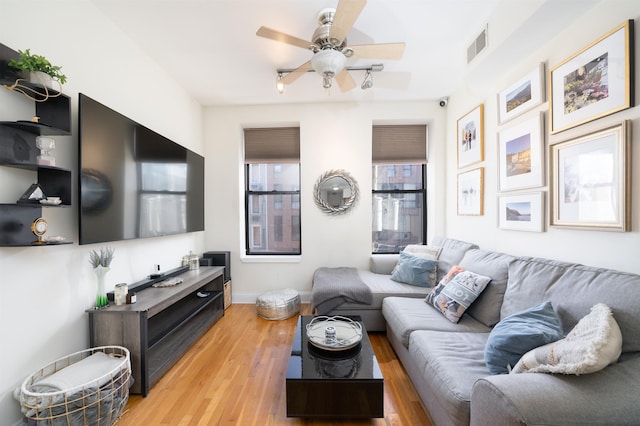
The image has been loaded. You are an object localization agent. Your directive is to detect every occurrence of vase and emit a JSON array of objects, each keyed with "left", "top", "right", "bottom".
[
  {"left": 93, "top": 266, "right": 110, "bottom": 308},
  {"left": 29, "top": 71, "right": 58, "bottom": 90}
]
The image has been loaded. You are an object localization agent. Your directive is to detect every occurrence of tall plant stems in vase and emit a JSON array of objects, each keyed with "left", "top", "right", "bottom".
[{"left": 89, "top": 247, "right": 115, "bottom": 308}]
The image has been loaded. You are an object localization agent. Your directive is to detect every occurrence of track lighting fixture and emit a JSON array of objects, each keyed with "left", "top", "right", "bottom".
[{"left": 275, "top": 63, "right": 384, "bottom": 93}]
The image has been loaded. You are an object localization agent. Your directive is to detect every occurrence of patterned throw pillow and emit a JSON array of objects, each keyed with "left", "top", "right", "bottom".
[
  {"left": 390, "top": 251, "right": 438, "bottom": 287},
  {"left": 425, "top": 265, "right": 492, "bottom": 323}
]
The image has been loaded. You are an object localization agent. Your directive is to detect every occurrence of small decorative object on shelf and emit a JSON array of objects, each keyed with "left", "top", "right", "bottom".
[
  {"left": 18, "top": 183, "right": 45, "bottom": 204},
  {"left": 114, "top": 283, "right": 128, "bottom": 306},
  {"left": 30, "top": 217, "right": 48, "bottom": 244},
  {"left": 36, "top": 136, "right": 55, "bottom": 166},
  {"left": 89, "top": 246, "right": 115, "bottom": 308}
]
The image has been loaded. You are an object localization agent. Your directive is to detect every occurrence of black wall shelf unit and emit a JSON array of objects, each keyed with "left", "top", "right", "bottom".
[{"left": 0, "top": 41, "right": 73, "bottom": 246}]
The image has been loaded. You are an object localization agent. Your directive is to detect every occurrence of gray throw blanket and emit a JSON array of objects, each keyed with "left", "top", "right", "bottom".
[{"left": 311, "top": 267, "right": 373, "bottom": 315}]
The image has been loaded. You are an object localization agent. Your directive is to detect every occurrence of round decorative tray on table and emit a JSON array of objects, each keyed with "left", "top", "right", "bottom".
[{"left": 305, "top": 316, "right": 363, "bottom": 351}]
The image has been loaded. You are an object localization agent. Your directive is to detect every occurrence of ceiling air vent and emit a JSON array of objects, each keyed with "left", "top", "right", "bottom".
[{"left": 467, "top": 25, "right": 487, "bottom": 64}]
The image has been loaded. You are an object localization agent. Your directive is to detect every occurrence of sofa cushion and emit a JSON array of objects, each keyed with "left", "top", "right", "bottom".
[
  {"left": 512, "top": 303, "right": 622, "bottom": 375},
  {"left": 425, "top": 266, "right": 491, "bottom": 323},
  {"left": 369, "top": 254, "right": 400, "bottom": 275},
  {"left": 391, "top": 251, "right": 438, "bottom": 287},
  {"left": 502, "top": 257, "right": 640, "bottom": 354},
  {"left": 485, "top": 301, "right": 564, "bottom": 375},
  {"left": 333, "top": 270, "right": 430, "bottom": 311},
  {"left": 459, "top": 249, "right": 516, "bottom": 327},
  {"left": 409, "top": 330, "right": 491, "bottom": 425},
  {"left": 382, "top": 297, "right": 490, "bottom": 347},
  {"left": 436, "top": 238, "right": 479, "bottom": 281}
]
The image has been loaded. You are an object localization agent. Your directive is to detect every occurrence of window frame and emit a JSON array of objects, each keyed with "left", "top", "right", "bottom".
[
  {"left": 372, "top": 163, "right": 427, "bottom": 254},
  {"left": 244, "top": 163, "right": 301, "bottom": 256}
]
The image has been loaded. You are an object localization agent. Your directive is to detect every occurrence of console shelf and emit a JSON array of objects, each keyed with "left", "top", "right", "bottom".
[{"left": 87, "top": 266, "right": 225, "bottom": 395}]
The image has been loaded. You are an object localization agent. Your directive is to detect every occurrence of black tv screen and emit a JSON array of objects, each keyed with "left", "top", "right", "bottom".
[{"left": 78, "top": 93, "right": 204, "bottom": 245}]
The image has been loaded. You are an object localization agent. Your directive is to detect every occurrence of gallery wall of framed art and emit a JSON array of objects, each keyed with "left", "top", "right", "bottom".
[{"left": 487, "top": 19, "right": 634, "bottom": 233}]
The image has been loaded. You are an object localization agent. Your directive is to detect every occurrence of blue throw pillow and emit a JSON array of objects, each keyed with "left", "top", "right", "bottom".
[
  {"left": 390, "top": 251, "right": 438, "bottom": 287},
  {"left": 485, "top": 301, "right": 564, "bottom": 375}
]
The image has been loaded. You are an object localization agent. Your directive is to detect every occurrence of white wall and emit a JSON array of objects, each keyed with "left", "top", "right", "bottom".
[
  {"left": 445, "top": 0, "right": 640, "bottom": 273},
  {"left": 204, "top": 102, "right": 446, "bottom": 301},
  {"left": 0, "top": 1, "right": 204, "bottom": 422}
]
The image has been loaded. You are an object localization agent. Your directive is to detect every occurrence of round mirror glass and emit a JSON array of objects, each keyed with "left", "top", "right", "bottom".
[{"left": 313, "top": 170, "right": 359, "bottom": 215}]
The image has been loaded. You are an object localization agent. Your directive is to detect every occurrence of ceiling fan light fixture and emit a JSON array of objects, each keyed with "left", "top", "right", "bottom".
[{"left": 311, "top": 49, "right": 346, "bottom": 89}]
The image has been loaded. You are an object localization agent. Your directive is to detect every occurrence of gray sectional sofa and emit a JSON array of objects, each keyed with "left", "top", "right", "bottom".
[
  {"left": 385, "top": 239, "right": 640, "bottom": 425},
  {"left": 321, "top": 237, "right": 640, "bottom": 425}
]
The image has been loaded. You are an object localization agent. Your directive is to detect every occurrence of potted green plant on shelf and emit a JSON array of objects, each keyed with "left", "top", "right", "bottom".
[{"left": 8, "top": 48, "right": 67, "bottom": 88}]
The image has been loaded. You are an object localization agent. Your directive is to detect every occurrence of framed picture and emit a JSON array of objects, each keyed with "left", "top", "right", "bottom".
[
  {"left": 457, "top": 167, "right": 484, "bottom": 216},
  {"left": 498, "top": 192, "right": 545, "bottom": 232},
  {"left": 550, "top": 20, "right": 634, "bottom": 134},
  {"left": 550, "top": 121, "right": 630, "bottom": 231},
  {"left": 498, "top": 63, "right": 545, "bottom": 124},
  {"left": 457, "top": 104, "right": 484, "bottom": 168},
  {"left": 498, "top": 112, "right": 545, "bottom": 192}
]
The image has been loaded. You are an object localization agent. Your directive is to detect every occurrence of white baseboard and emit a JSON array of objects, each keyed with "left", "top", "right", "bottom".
[{"left": 231, "top": 291, "right": 311, "bottom": 304}]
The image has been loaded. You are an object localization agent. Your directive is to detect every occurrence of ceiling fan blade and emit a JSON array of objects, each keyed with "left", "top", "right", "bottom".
[
  {"left": 281, "top": 61, "right": 313, "bottom": 85},
  {"left": 328, "top": 0, "right": 367, "bottom": 46},
  {"left": 350, "top": 43, "right": 406, "bottom": 60},
  {"left": 336, "top": 69, "right": 356, "bottom": 92},
  {"left": 256, "top": 26, "right": 312, "bottom": 50}
]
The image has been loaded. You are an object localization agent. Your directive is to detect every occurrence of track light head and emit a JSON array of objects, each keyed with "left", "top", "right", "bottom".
[
  {"left": 276, "top": 72, "right": 285, "bottom": 94},
  {"left": 361, "top": 69, "right": 373, "bottom": 90}
]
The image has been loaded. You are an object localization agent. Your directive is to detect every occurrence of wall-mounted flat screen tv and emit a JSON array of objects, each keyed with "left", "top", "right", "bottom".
[{"left": 78, "top": 93, "right": 204, "bottom": 245}]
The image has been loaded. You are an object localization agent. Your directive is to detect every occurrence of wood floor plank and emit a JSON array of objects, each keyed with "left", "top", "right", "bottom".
[{"left": 118, "top": 304, "right": 433, "bottom": 425}]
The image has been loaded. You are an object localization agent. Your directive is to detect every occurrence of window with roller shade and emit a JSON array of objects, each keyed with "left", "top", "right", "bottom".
[
  {"left": 372, "top": 125, "right": 427, "bottom": 253},
  {"left": 244, "top": 127, "right": 301, "bottom": 255}
]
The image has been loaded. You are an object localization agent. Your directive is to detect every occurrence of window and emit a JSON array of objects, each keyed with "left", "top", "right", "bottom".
[
  {"left": 372, "top": 125, "right": 427, "bottom": 254},
  {"left": 244, "top": 127, "right": 301, "bottom": 255}
]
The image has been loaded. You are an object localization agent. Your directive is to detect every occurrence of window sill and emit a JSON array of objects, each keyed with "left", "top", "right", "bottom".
[{"left": 240, "top": 254, "right": 301, "bottom": 263}]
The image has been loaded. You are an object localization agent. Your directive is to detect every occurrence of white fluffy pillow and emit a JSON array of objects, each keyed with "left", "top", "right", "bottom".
[
  {"left": 403, "top": 244, "right": 442, "bottom": 259},
  {"left": 511, "top": 303, "right": 622, "bottom": 375}
]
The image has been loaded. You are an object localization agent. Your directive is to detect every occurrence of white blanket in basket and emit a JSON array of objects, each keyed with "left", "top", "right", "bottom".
[{"left": 31, "top": 352, "right": 124, "bottom": 393}]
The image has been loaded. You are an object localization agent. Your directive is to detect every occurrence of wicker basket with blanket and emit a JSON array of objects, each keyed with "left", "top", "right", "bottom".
[{"left": 15, "top": 345, "right": 132, "bottom": 426}]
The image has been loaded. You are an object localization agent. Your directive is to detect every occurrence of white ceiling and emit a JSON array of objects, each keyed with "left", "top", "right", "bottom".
[
  {"left": 88, "top": 0, "right": 598, "bottom": 107},
  {"left": 88, "top": 0, "right": 507, "bottom": 106}
]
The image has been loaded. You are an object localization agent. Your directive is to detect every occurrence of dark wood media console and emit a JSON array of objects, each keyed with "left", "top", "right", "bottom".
[{"left": 87, "top": 266, "right": 225, "bottom": 395}]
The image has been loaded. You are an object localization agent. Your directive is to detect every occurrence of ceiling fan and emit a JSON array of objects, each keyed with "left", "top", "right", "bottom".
[{"left": 256, "top": 0, "right": 405, "bottom": 92}]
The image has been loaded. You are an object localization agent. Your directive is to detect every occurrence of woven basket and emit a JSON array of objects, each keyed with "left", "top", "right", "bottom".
[{"left": 16, "top": 346, "right": 131, "bottom": 426}]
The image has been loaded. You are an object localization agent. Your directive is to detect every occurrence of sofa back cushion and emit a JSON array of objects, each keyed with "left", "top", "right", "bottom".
[
  {"left": 460, "top": 249, "right": 516, "bottom": 327},
  {"left": 370, "top": 254, "right": 400, "bottom": 275},
  {"left": 437, "top": 238, "right": 479, "bottom": 281},
  {"left": 502, "top": 256, "right": 640, "bottom": 354}
]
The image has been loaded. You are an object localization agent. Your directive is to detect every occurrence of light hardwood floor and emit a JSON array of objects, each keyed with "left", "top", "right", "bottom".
[{"left": 118, "top": 304, "right": 432, "bottom": 425}]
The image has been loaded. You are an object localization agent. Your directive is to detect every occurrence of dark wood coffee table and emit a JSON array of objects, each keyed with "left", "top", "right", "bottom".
[{"left": 286, "top": 315, "right": 384, "bottom": 418}]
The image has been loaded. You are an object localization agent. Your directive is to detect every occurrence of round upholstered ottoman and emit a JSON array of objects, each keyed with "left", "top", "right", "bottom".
[{"left": 256, "top": 288, "right": 301, "bottom": 320}]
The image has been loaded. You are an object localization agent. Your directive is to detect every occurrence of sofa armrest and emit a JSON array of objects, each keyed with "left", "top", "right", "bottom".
[
  {"left": 369, "top": 254, "right": 399, "bottom": 275},
  {"left": 470, "top": 357, "right": 640, "bottom": 426}
]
